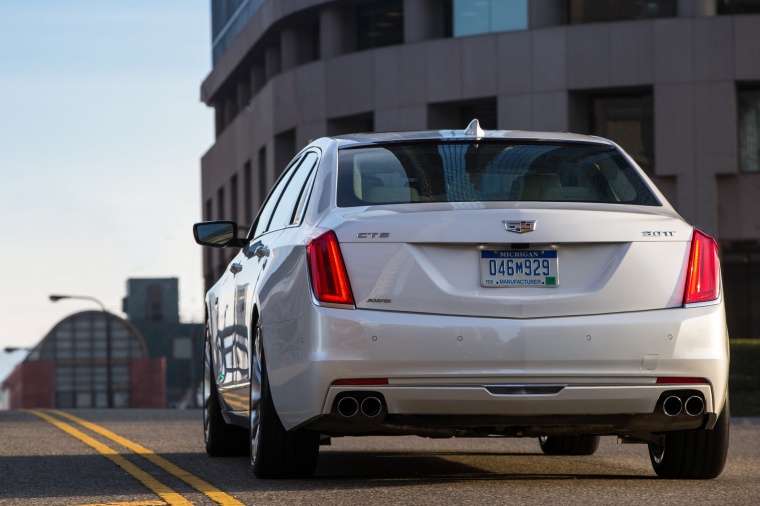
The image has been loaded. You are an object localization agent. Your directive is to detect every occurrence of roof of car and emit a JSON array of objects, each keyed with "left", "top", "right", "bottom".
[{"left": 331, "top": 122, "right": 615, "bottom": 148}]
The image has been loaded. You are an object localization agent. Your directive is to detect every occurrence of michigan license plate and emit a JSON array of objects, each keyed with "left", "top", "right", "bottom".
[{"left": 480, "top": 250, "right": 559, "bottom": 287}]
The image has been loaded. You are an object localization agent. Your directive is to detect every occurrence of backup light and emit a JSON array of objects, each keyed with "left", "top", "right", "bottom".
[
  {"left": 307, "top": 229, "right": 355, "bottom": 306},
  {"left": 683, "top": 228, "right": 721, "bottom": 305}
]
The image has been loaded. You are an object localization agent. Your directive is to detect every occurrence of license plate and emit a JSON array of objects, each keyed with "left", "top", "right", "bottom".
[{"left": 480, "top": 250, "right": 559, "bottom": 287}]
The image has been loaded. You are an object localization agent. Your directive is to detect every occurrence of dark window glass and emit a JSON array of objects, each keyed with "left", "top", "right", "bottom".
[
  {"left": 570, "top": 0, "right": 676, "bottom": 23},
  {"left": 258, "top": 146, "right": 268, "bottom": 208},
  {"left": 268, "top": 152, "right": 319, "bottom": 231},
  {"left": 739, "top": 88, "right": 760, "bottom": 173},
  {"left": 230, "top": 174, "right": 239, "bottom": 223},
  {"left": 244, "top": 161, "right": 252, "bottom": 224},
  {"left": 216, "top": 187, "right": 225, "bottom": 220},
  {"left": 357, "top": 0, "right": 404, "bottom": 50},
  {"left": 718, "top": 0, "right": 760, "bottom": 15},
  {"left": 212, "top": 0, "right": 266, "bottom": 64},
  {"left": 337, "top": 142, "right": 660, "bottom": 207},
  {"left": 590, "top": 93, "right": 654, "bottom": 175},
  {"left": 251, "top": 154, "right": 302, "bottom": 238},
  {"left": 428, "top": 99, "right": 497, "bottom": 130},
  {"left": 453, "top": 0, "right": 528, "bottom": 37},
  {"left": 147, "top": 284, "right": 164, "bottom": 322}
]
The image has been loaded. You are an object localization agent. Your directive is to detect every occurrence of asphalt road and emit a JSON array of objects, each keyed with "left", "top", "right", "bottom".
[{"left": 1, "top": 409, "right": 759, "bottom": 505}]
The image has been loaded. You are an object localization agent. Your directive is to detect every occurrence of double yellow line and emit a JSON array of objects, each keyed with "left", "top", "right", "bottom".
[{"left": 27, "top": 409, "right": 245, "bottom": 506}]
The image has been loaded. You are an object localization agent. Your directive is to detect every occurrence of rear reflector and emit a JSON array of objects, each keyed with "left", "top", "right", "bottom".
[
  {"left": 684, "top": 228, "right": 721, "bottom": 305},
  {"left": 656, "top": 377, "right": 709, "bottom": 385},
  {"left": 307, "top": 229, "right": 355, "bottom": 306},
  {"left": 332, "top": 378, "right": 389, "bottom": 386}
]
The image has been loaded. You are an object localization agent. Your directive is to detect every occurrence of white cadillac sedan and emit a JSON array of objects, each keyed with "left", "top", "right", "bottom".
[{"left": 193, "top": 120, "right": 729, "bottom": 480}]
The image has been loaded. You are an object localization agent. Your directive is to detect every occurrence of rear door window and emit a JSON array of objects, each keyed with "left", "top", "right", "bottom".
[{"left": 267, "top": 151, "right": 319, "bottom": 231}]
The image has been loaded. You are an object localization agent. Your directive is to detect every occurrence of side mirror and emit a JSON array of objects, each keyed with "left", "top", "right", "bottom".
[{"left": 193, "top": 221, "right": 241, "bottom": 248}]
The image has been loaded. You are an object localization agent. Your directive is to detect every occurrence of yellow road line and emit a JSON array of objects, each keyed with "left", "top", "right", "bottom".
[
  {"left": 51, "top": 410, "right": 245, "bottom": 506},
  {"left": 27, "top": 410, "right": 190, "bottom": 506},
  {"left": 76, "top": 502, "right": 166, "bottom": 506}
]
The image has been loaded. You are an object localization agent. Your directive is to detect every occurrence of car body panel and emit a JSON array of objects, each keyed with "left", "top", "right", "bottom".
[{"left": 262, "top": 302, "right": 727, "bottom": 431}]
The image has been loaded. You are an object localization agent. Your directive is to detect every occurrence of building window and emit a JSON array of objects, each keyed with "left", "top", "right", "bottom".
[
  {"left": 452, "top": 0, "right": 528, "bottom": 37},
  {"left": 146, "top": 284, "right": 164, "bottom": 322},
  {"left": 428, "top": 98, "right": 498, "bottom": 130},
  {"left": 217, "top": 187, "right": 225, "bottom": 220},
  {"left": 723, "top": 245, "right": 760, "bottom": 338},
  {"left": 718, "top": 0, "right": 760, "bottom": 15},
  {"left": 211, "top": 0, "right": 267, "bottom": 64},
  {"left": 244, "top": 161, "right": 253, "bottom": 225},
  {"left": 590, "top": 92, "right": 654, "bottom": 175},
  {"left": 327, "top": 112, "right": 375, "bottom": 136},
  {"left": 275, "top": 129, "right": 296, "bottom": 179},
  {"left": 739, "top": 88, "right": 760, "bottom": 173},
  {"left": 357, "top": 0, "right": 404, "bottom": 50},
  {"left": 258, "top": 146, "right": 268, "bottom": 209},
  {"left": 230, "top": 174, "right": 239, "bottom": 223},
  {"left": 570, "top": 0, "right": 676, "bottom": 23}
]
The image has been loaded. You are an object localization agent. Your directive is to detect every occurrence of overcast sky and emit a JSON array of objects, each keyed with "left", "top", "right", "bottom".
[{"left": 0, "top": 1, "right": 212, "bottom": 381}]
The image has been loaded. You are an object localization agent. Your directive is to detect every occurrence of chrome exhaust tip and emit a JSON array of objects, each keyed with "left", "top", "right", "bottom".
[
  {"left": 663, "top": 395, "right": 683, "bottom": 417},
  {"left": 684, "top": 396, "right": 705, "bottom": 416},
  {"left": 337, "top": 397, "right": 359, "bottom": 417},
  {"left": 360, "top": 396, "right": 383, "bottom": 418}
]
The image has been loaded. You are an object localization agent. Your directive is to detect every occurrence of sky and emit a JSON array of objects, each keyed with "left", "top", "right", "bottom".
[{"left": 0, "top": 1, "right": 213, "bottom": 381}]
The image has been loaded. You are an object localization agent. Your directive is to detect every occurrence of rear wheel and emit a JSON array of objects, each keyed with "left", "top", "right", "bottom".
[
  {"left": 538, "top": 435, "right": 600, "bottom": 456},
  {"left": 250, "top": 322, "right": 320, "bottom": 479},
  {"left": 648, "top": 400, "right": 729, "bottom": 479},
  {"left": 203, "top": 328, "right": 247, "bottom": 456}
]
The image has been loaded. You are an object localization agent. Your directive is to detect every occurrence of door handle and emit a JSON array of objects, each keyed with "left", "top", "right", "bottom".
[
  {"left": 254, "top": 246, "right": 270, "bottom": 258},
  {"left": 229, "top": 262, "right": 243, "bottom": 274}
]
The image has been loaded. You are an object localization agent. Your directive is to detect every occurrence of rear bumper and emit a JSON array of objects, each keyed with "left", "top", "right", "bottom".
[{"left": 262, "top": 302, "right": 728, "bottom": 433}]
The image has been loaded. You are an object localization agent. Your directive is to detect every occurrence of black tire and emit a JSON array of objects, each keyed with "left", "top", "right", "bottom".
[
  {"left": 648, "top": 400, "right": 729, "bottom": 479},
  {"left": 203, "top": 329, "right": 248, "bottom": 457},
  {"left": 538, "top": 435, "right": 600, "bottom": 456},
  {"left": 250, "top": 323, "right": 320, "bottom": 479}
]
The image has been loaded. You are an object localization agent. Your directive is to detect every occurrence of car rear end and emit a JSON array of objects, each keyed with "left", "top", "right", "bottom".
[{"left": 269, "top": 131, "right": 727, "bottom": 465}]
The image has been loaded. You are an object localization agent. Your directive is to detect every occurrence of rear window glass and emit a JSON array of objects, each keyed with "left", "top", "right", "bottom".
[{"left": 336, "top": 142, "right": 660, "bottom": 207}]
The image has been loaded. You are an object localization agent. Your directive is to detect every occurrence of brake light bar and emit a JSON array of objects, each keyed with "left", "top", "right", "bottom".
[
  {"left": 656, "top": 377, "right": 709, "bottom": 385},
  {"left": 307, "top": 229, "right": 355, "bottom": 306},
  {"left": 332, "top": 378, "right": 389, "bottom": 386},
  {"left": 683, "top": 228, "right": 721, "bottom": 305}
]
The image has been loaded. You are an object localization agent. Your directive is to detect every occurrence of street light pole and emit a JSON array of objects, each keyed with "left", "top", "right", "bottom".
[{"left": 50, "top": 294, "right": 114, "bottom": 408}]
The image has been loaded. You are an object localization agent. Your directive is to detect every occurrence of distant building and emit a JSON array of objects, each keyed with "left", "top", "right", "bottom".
[
  {"left": 1, "top": 311, "right": 165, "bottom": 409},
  {"left": 200, "top": 0, "right": 760, "bottom": 337},
  {"left": 122, "top": 278, "right": 204, "bottom": 407}
]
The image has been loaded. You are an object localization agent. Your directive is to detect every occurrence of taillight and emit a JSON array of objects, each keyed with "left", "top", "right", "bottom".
[
  {"left": 307, "top": 229, "right": 355, "bottom": 306},
  {"left": 683, "top": 228, "right": 721, "bottom": 305}
]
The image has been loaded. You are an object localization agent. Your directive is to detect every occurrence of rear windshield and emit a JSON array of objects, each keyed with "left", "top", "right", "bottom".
[{"left": 337, "top": 142, "right": 660, "bottom": 207}]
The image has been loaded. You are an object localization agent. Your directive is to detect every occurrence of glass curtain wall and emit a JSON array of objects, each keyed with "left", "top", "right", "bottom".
[
  {"left": 452, "top": 0, "right": 528, "bottom": 37},
  {"left": 40, "top": 312, "right": 147, "bottom": 408}
]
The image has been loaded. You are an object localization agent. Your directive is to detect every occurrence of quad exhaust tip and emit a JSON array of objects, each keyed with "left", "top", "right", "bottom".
[
  {"left": 337, "top": 397, "right": 359, "bottom": 417},
  {"left": 663, "top": 396, "right": 683, "bottom": 417},
  {"left": 685, "top": 395, "right": 705, "bottom": 416},
  {"left": 361, "top": 397, "right": 383, "bottom": 417}
]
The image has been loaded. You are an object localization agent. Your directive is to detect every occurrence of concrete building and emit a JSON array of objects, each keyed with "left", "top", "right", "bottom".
[
  {"left": 122, "top": 278, "right": 204, "bottom": 407},
  {"left": 200, "top": 0, "right": 760, "bottom": 337}
]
